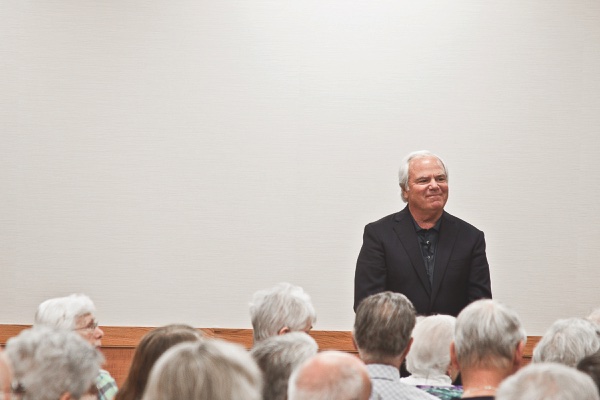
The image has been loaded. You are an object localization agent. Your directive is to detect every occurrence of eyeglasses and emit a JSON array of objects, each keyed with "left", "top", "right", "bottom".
[{"left": 74, "top": 320, "right": 99, "bottom": 332}]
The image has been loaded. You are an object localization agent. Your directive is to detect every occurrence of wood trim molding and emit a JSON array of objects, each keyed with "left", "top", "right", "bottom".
[{"left": 0, "top": 325, "right": 540, "bottom": 387}]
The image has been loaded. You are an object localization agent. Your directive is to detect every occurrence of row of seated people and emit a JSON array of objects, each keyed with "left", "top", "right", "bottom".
[{"left": 2, "top": 283, "right": 600, "bottom": 400}]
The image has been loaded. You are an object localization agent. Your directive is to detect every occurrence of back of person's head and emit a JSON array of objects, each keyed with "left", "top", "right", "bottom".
[
  {"left": 532, "top": 317, "right": 600, "bottom": 367},
  {"left": 250, "top": 331, "right": 318, "bottom": 400},
  {"left": 353, "top": 291, "right": 416, "bottom": 363},
  {"left": 578, "top": 350, "right": 600, "bottom": 395},
  {"left": 249, "top": 282, "right": 316, "bottom": 343},
  {"left": 453, "top": 299, "right": 526, "bottom": 370},
  {"left": 35, "top": 293, "right": 96, "bottom": 330},
  {"left": 288, "top": 351, "right": 371, "bottom": 400},
  {"left": 116, "top": 324, "right": 203, "bottom": 400},
  {"left": 496, "top": 362, "right": 600, "bottom": 400},
  {"left": 5, "top": 326, "right": 103, "bottom": 400},
  {"left": 406, "top": 314, "right": 456, "bottom": 378},
  {"left": 142, "top": 339, "right": 262, "bottom": 400}
]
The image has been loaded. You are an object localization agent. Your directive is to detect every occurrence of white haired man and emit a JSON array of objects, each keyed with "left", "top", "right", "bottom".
[
  {"left": 353, "top": 292, "right": 437, "bottom": 400},
  {"left": 532, "top": 317, "right": 600, "bottom": 367},
  {"left": 450, "top": 299, "right": 526, "bottom": 399},
  {"left": 496, "top": 362, "right": 599, "bottom": 400},
  {"left": 251, "top": 332, "right": 319, "bottom": 400},
  {"left": 288, "top": 351, "right": 372, "bottom": 400},
  {"left": 142, "top": 339, "right": 263, "bottom": 400},
  {"left": 5, "top": 327, "right": 104, "bottom": 400},
  {"left": 249, "top": 282, "right": 316, "bottom": 344},
  {"left": 355, "top": 150, "right": 492, "bottom": 316},
  {"left": 34, "top": 293, "right": 118, "bottom": 400}
]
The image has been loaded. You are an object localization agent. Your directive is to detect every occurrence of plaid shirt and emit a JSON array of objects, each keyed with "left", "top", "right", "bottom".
[
  {"left": 96, "top": 369, "right": 118, "bottom": 400},
  {"left": 367, "top": 364, "right": 438, "bottom": 400}
]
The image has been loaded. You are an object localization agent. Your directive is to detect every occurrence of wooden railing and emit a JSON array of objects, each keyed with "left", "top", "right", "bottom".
[{"left": 0, "top": 324, "right": 540, "bottom": 387}]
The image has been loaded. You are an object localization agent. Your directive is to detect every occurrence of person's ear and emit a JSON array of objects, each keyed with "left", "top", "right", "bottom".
[
  {"left": 450, "top": 342, "right": 460, "bottom": 372},
  {"left": 401, "top": 337, "right": 413, "bottom": 360},
  {"left": 278, "top": 326, "right": 291, "bottom": 335},
  {"left": 513, "top": 340, "right": 525, "bottom": 371},
  {"left": 59, "top": 392, "right": 73, "bottom": 400}
]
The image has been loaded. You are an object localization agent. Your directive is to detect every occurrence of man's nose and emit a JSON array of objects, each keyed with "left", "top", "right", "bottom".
[
  {"left": 428, "top": 179, "right": 439, "bottom": 189},
  {"left": 95, "top": 326, "right": 104, "bottom": 339}
]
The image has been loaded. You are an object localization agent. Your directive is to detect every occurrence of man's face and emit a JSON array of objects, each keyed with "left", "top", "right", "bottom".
[
  {"left": 74, "top": 313, "right": 104, "bottom": 348},
  {"left": 404, "top": 156, "right": 448, "bottom": 214}
]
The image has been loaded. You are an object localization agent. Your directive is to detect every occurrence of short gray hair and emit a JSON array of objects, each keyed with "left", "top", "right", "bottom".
[
  {"left": 34, "top": 293, "right": 96, "bottom": 330},
  {"left": 532, "top": 318, "right": 600, "bottom": 367},
  {"left": 496, "top": 362, "right": 600, "bottom": 400},
  {"left": 398, "top": 150, "right": 448, "bottom": 202},
  {"left": 454, "top": 299, "right": 526, "bottom": 370},
  {"left": 353, "top": 291, "right": 416, "bottom": 363},
  {"left": 5, "top": 327, "right": 103, "bottom": 400},
  {"left": 406, "top": 314, "right": 456, "bottom": 377},
  {"left": 143, "top": 339, "right": 262, "bottom": 400},
  {"left": 250, "top": 332, "right": 318, "bottom": 400},
  {"left": 250, "top": 282, "right": 317, "bottom": 343},
  {"left": 288, "top": 351, "right": 371, "bottom": 400}
]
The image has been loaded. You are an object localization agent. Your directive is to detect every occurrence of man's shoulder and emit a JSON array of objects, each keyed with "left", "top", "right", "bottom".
[
  {"left": 366, "top": 208, "right": 410, "bottom": 228},
  {"left": 443, "top": 210, "right": 483, "bottom": 233}
]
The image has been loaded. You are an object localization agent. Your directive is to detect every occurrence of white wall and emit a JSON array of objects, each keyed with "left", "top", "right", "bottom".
[{"left": 1, "top": 0, "right": 599, "bottom": 335}]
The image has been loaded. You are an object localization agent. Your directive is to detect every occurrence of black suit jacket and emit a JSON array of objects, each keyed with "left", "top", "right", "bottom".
[{"left": 354, "top": 206, "right": 492, "bottom": 316}]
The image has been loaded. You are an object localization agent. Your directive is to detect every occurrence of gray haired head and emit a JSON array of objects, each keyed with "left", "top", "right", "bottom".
[
  {"left": 5, "top": 326, "right": 103, "bottom": 400},
  {"left": 353, "top": 291, "right": 416, "bottom": 363},
  {"left": 496, "top": 362, "right": 600, "bottom": 400},
  {"left": 251, "top": 331, "right": 318, "bottom": 400},
  {"left": 398, "top": 150, "right": 448, "bottom": 202},
  {"left": 249, "top": 282, "right": 317, "bottom": 343},
  {"left": 34, "top": 293, "right": 96, "bottom": 330},
  {"left": 454, "top": 299, "right": 526, "bottom": 370},
  {"left": 532, "top": 317, "right": 600, "bottom": 367},
  {"left": 406, "top": 314, "right": 456, "bottom": 378},
  {"left": 142, "top": 339, "right": 262, "bottom": 400}
]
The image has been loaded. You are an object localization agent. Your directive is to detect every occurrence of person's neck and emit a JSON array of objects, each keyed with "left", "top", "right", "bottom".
[
  {"left": 408, "top": 206, "right": 443, "bottom": 229},
  {"left": 363, "top": 355, "right": 403, "bottom": 369},
  {"left": 461, "top": 368, "right": 508, "bottom": 398}
]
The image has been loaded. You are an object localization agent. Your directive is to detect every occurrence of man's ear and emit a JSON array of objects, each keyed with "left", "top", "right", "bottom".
[
  {"left": 450, "top": 341, "right": 460, "bottom": 371},
  {"left": 59, "top": 392, "right": 73, "bottom": 400},
  {"left": 278, "top": 326, "right": 291, "bottom": 335},
  {"left": 513, "top": 340, "right": 525, "bottom": 371},
  {"left": 400, "top": 337, "right": 413, "bottom": 361}
]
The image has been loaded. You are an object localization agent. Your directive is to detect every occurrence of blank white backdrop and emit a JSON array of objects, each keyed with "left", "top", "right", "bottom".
[{"left": 1, "top": 0, "right": 599, "bottom": 335}]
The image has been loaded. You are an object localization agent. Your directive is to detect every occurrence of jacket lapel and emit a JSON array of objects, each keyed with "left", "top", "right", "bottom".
[
  {"left": 393, "top": 207, "right": 432, "bottom": 296},
  {"left": 430, "top": 212, "right": 459, "bottom": 304}
]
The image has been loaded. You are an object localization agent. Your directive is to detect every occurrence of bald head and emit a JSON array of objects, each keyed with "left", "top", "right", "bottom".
[{"left": 288, "top": 351, "right": 371, "bottom": 400}]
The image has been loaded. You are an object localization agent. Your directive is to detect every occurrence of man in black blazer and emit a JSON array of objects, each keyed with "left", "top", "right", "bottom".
[{"left": 354, "top": 151, "right": 492, "bottom": 316}]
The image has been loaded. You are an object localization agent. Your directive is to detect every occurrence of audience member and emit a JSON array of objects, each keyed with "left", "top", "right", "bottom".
[
  {"left": 142, "top": 339, "right": 262, "bottom": 400},
  {"left": 5, "top": 327, "right": 104, "bottom": 400},
  {"left": 353, "top": 291, "right": 437, "bottom": 400},
  {"left": 115, "top": 324, "right": 203, "bottom": 400},
  {"left": 288, "top": 351, "right": 372, "bottom": 400},
  {"left": 35, "top": 293, "right": 118, "bottom": 400},
  {"left": 450, "top": 299, "right": 526, "bottom": 399},
  {"left": 578, "top": 350, "right": 600, "bottom": 395},
  {"left": 249, "top": 282, "right": 316, "bottom": 343},
  {"left": 496, "top": 362, "right": 599, "bottom": 400},
  {"left": 402, "top": 315, "right": 461, "bottom": 399},
  {"left": 532, "top": 317, "right": 600, "bottom": 367},
  {"left": 250, "top": 331, "right": 318, "bottom": 400}
]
